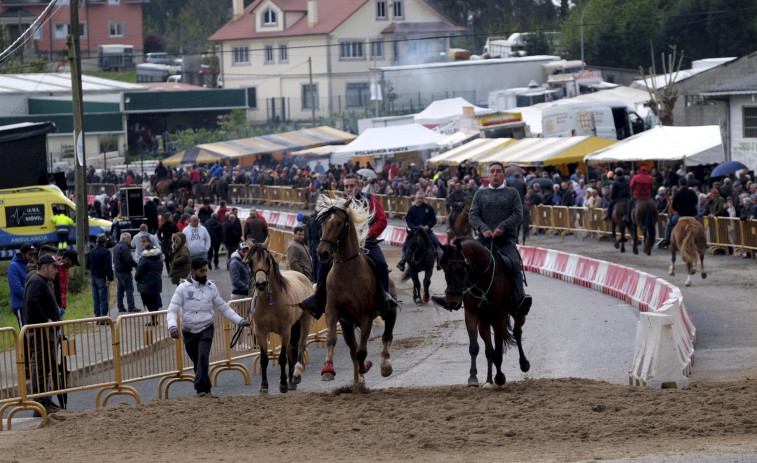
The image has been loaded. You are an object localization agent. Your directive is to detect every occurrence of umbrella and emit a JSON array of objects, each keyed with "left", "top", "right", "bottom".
[
  {"left": 357, "top": 168, "right": 378, "bottom": 180},
  {"left": 505, "top": 165, "right": 526, "bottom": 177},
  {"left": 711, "top": 160, "right": 748, "bottom": 178},
  {"left": 527, "top": 177, "right": 554, "bottom": 191}
]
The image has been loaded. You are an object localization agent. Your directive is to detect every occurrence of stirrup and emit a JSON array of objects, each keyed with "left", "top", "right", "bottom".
[
  {"left": 381, "top": 291, "right": 398, "bottom": 308},
  {"left": 298, "top": 294, "right": 323, "bottom": 319},
  {"left": 396, "top": 260, "right": 406, "bottom": 272},
  {"left": 514, "top": 295, "right": 532, "bottom": 317}
]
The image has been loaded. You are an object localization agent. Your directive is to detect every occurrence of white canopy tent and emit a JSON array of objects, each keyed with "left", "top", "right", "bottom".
[
  {"left": 413, "top": 97, "right": 496, "bottom": 127},
  {"left": 331, "top": 124, "right": 446, "bottom": 166},
  {"left": 584, "top": 125, "right": 725, "bottom": 166}
]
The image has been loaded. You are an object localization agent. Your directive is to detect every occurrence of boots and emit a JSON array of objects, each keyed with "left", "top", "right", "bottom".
[
  {"left": 298, "top": 294, "right": 323, "bottom": 319},
  {"left": 381, "top": 291, "right": 398, "bottom": 308},
  {"left": 514, "top": 294, "right": 532, "bottom": 317},
  {"left": 431, "top": 295, "right": 459, "bottom": 311},
  {"left": 396, "top": 259, "right": 406, "bottom": 272}
]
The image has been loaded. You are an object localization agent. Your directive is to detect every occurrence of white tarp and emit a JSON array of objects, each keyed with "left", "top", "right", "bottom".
[
  {"left": 331, "top": 124, "right": 446, "bottom": 165},
  {"left": 584, "top": 125, "right": 725, "bottom": 166},
  {"left": 413, "top": 97, "right": 496, "bottom": 127}
]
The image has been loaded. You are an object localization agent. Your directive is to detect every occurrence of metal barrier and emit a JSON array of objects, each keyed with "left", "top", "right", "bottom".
[{"left": 0, "top": 328, "right": 21, "bottom": 430}]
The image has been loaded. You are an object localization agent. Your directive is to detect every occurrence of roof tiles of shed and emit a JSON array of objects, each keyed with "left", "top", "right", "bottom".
[{"left": 701, "top": 73, "right": 757, "bottom": 96}]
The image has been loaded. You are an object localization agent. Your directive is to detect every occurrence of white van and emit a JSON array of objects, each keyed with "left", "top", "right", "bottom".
[{"left": 541, "top": 101, "right": 647, "bottom": 140}]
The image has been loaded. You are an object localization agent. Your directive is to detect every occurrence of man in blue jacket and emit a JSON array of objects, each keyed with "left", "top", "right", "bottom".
[
  {"left": 7, "top": 243, "right": 37, "bottom": 328},
  {"left": 396, "top": 191, "right": 442, "bottom": 272},
  {"left": 89, "top": 234, "right": 114, "bottom": 320}
]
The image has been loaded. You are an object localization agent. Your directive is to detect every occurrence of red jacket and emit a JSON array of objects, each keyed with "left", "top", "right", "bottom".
[
  {"left": 59, "top": 265, "right": 69, "bottom": 308},
  {"left": 630, "top": 172, "right": 654, "bottom": 199},
  {"left": 367, "top": 194, "right": 387, "bottom": 239},
  {"left": 217, "top": 205, "right": 228, "bottom": 224}
]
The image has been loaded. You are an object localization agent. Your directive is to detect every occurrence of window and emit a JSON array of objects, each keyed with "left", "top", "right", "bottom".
[
  {"left": 685, "top": 95, "right": 716, "bottom": 107},
  {"left": 232, "top": 47, "right": 249, "bottom": 64},
  {"left": 393, "top": 0, "right": 404, "bottom": 18},
  {"left": 302, "top": 84, "right": 319, "bottom": 109},
  {"left": 340, "top": 41, "right": 364, "bottom": 60},
  {"left": 279, "top": 43, "right": 288, "bottom": 63},
  {"left": 108, "top": 21, "right": 125, "bottom": 38},
  {"left": 346, "top": 83, "right": 371, "bottom": 107},
  {"left": 264, "top": 45, "right": 274, "bottom": 64},
  {"left": 263, "top": 8, "right": 277, "bottom": 25},
  {"left": 370, "top": 40, "right": 384, "bottom": 59},
  {"left": 53, "top": 23, "right": 86, "bottom": 39},
  {"left": 247, "top": 87, "right": 257, "bottom": 109},
  {"left": 107, "top": 0, "right": 120, "bottom": 4},
  {"left": 376, "top": 0, "right": 387, "bottom": 19},
  {"left": 743, "top": 107, "right": 757, "bottom": 138}
]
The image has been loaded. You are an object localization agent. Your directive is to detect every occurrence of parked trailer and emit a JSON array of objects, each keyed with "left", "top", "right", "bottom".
[{"left": 98, "top": 44, "right": 135, "bottom": 71}]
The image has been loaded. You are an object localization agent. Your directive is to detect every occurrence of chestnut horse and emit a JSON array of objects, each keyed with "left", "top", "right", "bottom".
[
  {"left": 249, "top": 243, "right": 314, "bottom": 393},
  {"left": 630, "top": 198, "right": 658, "bottom": 256},
  {"left": 315, "top": 195, "right": 397, "bottom": 390},
  {"left": 438, "top": 237, "right": 530, "bottom": 387},
  {"left": 669, "top": 217, "right": 707, "bottom": 287},
  {"left": 447, "top": 202, "right": 473, "bottom": 242}
]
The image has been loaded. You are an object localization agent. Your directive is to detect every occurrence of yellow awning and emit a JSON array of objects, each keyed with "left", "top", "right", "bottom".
[
  {"left": 427, "top": 138, "right": 515, "bottom": 165},
  {"left": 544, "top": 137, "right": 616, "bottom": 166}
]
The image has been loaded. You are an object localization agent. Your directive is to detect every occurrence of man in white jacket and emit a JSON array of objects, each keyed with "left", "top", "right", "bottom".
[
  {"left": 183, "top": 215, "right": 211, "bottom": 262},
  {"left": 167, "top": 257, "right": 250, "bottom": 397}
]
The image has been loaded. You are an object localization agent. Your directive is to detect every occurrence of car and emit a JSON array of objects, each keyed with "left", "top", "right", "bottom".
[{"left": 145, "top": 52, "right": 175, "bottom": 65}]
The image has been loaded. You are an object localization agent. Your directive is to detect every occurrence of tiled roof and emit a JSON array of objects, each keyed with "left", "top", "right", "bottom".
[
  {"left": 381, "top": 21, "right": 466, "bottom": 33},
  {"left": 701, "top": 73, "right": 757, "bottom": 96},
  {"left": 209, "top": 0, "right": 369, "bottom": 41}
]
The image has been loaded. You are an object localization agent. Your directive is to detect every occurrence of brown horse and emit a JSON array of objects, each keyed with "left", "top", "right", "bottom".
[
  {"left": 630, "top": 198, "right": 658, "bottom": 255},
  {"left": 669, "top": 217, "right": 707, "bottom": 287},
  {"left": 155, "top": 178, "right": 173, "bottom": 197},
  {"left": 249, "top": 243, "right": 314, "bottom": 393},
  {"left": 315, "top": 195, "right": 397, "bottom": 390},
  {"left": 610, "top": 197, "right": 631, "bottom": 253},
  {"left": 438, "top": 237, "right": 530, "bottom": 387},
  {"left": 447, "top": 202, "right": 473, "bottom": 242}
]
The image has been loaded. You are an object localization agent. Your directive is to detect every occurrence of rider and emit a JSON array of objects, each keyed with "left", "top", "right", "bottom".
[
  {"left": 600, "top": 167, "right": 630, "bottom": 221},
  {"left": 446, "top": 181, "right": 467, "bottom": 224},
  {"left": 433, "top": 161, "right": 532, "bottom": 316},
  {"left": 299, "top": 174, "right": 397, "bottom": 319},
  {"left": 396, "top": 191, "right": 443, "bottom": 272},
  {"left": 210, "top": 161, "right": 224, "bottom": 179},
  {"left": 658, "top": 177, "right": 699, "bottom": 249},
  {"left": 627, "top": 165, "right": 654, "bottom": 222}
]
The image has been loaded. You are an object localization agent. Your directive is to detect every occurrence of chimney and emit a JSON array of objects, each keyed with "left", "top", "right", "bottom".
[
  {"left": 308, "top": 0, "right": 318, "bottom": 27},
  {"left": 233, "top": 0, "right": 244, "bottom": 20}
]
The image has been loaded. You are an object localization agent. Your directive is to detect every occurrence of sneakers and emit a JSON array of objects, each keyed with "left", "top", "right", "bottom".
[
  {"left": 658, "top": 240, "right": 669, "bottom": 249},
  {"left": 117, "top": 308, "right": 127, "bottom": 313},
  {"left": 33, "top": 402, "right": 61, "bottom": 417},
  {"left": 396, "top": 260, "right": 406, "bottom": 272},
  {"left": 128, "top": 308, "right": 141, "bottom": 313},
  {"left": 196, "top": 392, "right": 218, "bottom": 398}
]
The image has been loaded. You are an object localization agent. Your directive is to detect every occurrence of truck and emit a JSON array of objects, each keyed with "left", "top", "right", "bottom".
[
  {"left": 98, "top": 44, "right": 135, "bottom": 71},
  {"left": 541, "top": 101, "right": 647, "bottom": 141}
]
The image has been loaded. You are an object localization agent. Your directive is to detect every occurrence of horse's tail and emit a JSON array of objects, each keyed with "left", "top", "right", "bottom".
[
  {"left": 645, "top": 199, "right": 656, "bottom": 242},
  {"left": 679, "top": 223, "right": 698, "bottom": 265},
  {"left": 504, "top": 314, "right": 516, "bottom": 350},
  {"left": 400, "top": 268, "right": 413, "bottom": 282}
]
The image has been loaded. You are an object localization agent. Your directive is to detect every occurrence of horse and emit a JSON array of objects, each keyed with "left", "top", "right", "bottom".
[
  {"left": 192, "top": 182, "right": 210, "bottom": 202},
  {"left": 155, "top": 178, "right": 173, "bottom": 197},
  {"left": 248, "top": 243, "right": 314, "bottom": 393},
  {"left": 669, "top": 217, "right": 707, "bottom": 287},
  {"left": 448, "top": 202, "right": 473, "bottom": 242},
  {"left": 208, "top": 176, "right": 228, "bottom": 203},
  {"left": 315, "top": 195, "right": 397, "bottom": 390},
  {"left": 400, "top": 226, "right": 436, "bottom": 305},
  {"left": 438, "top": 237, "right": 530, "bottom": 387},
  {"left": 629, "top": 198, "right": 658, "bottom": 255},
  {"left": 610, "top": 198, "right": 631, "bottom": 253}
]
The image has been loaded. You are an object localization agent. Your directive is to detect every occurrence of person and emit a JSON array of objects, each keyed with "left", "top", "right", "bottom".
[
  {"left": 601, "top": 168, "right": 630, "bottom": 221},
  {"left": 216, "top": 200, "right": 228, "bottom": 224},
  {"left": 197, "top": 199, "right": 213, "bottom": 224},
  {"left": 170, "top": 232, "right": 191, "bottom": 285},
  {"left": 244, "top": 208, "right": 268, "bottom": 244},
  {"left": 299, "top": 174, "right": 397, "bottom": 319},
  {"left": 51, "top": 207, "right": 74, "bottom": 249},
  {"left": 627, "top": 166, "right": 654, "bottom": 221},
  {"left": 89, "top": 233, "right": 113, "bottom": 319},
  {"left": 144, "top": 198, "right": 159, "bottom": 234},
  {"left": 229, "top": 241, "right": 252, "bottom": 300},
  {"left": 183, "top": 215, "right": 211, "bottom": 262},
  {"left": 158, "top": 212, "right": 179, "bottom": 275},
  {"left": 286, "top": 226, "right": 313, "bottom": 281},
  {"left": 396, "top": 191, "right": 442, "bottom": 272},
  {"left": 112, "top": 232, "right": 140, "bottom": 314},
  {"left": 307, "top": 210, "right": 322, "bottom": 283},
  {"left": 8, "top": 243, "right": 36, "bottom": 328},
  {"left": 656, "top": 187, "right": 669, "bottom": 214},
  {"left": 222, "top": 213, "right": 243, "bottom": 270},
  {"left": 710, "top": 189, "right": 726, "bottom": 217},
  {"left": 433, "top": 161, "right": 532, "bottom": 316},
  {"left": 446, "top": 181, "right": 467, "bottom": 223},
  {"left": 204, "top": 212, "right": 223, "bottom": 270},
  {"left": 23, "top": 254, "right": 63, "bottom": 416},
  {"left": 135, "top": 243, "right": 163, "bottom": 324},
  {"left": 659, "top": 177, "right": 699, "bottom": 249},
  {"left": 133, "top": 224, "right": 161, "bottom": 258},
  {"left": 166, "top": 257, "right": 251, "bottom": 397},
  {"left": 58, "top": 249, "right": 80, "bottom": 318},
  {"left": 177, "top": 212, "right": 190, "bottom": 232}
]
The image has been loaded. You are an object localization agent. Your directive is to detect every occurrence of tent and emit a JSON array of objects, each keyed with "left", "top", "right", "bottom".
[
  {"left": 427, "top": 138, "right": 516, "bottom": 166},
  {"left": 475, "top": 136, "right": 615, "bottom": 166},
  {"left": 436, "top": 130, "right": 480, "bottom": 150},
  {"left": 583, "top": 125, "right": 725, "bottom": 166},
  {"left": 331, "top": 124, "right": 446, "bottom": 166},
  {"left": 413, "top": 97, "right": 496, "bottom": 127}
]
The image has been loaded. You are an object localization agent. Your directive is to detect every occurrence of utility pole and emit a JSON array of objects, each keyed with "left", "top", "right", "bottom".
[
  {"left": 69, "top": 0, "right": 88, "bottom": 282},
  {"left": 308, "top": 57, "right": 316, "bottom": 126}
]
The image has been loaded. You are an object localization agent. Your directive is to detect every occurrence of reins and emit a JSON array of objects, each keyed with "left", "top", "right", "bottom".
[{"left": 444, "top": 241, "right": 496, "bottom": 304}]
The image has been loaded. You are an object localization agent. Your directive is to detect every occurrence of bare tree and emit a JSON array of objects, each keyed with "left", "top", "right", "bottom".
[{"left": 639, "top": 45, "right": 684, "bottom": 126}]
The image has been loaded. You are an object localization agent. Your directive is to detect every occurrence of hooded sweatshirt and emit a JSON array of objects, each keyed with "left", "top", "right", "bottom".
[{"left": 170, "top": 233, "right": 191, "bottom": 285}]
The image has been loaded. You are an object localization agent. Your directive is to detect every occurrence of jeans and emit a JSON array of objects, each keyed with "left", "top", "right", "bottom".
[
  {"left": 182, "top": 324, "right": 215, "bottom": 394},
  {"left": 225, "top": 244, "right": 238, "bottom": 270},
  {"left": 91, "top": 277, "right": 109, "bottom": 317},
  {"left": 664, "top": 214, "right": 680, "bottom": 242},
  {"left": 115, "top": 270, "right": 136, "bottom": 310}
]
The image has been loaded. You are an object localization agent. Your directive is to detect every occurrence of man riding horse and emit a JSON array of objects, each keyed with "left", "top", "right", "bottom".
[
  {"left": 446, "top": 180, "right": 467, "bottom": 229},
  {"left": 299, "top": 174, "right": 398, "bottom": 318},
  {"left": 627, "top": 166, "right": 654, "bottom": 222},
  {"left": 397, "top": 191, "right": 442, "bottom": 272},
  {"left": 433, "top": 161, "right": 532, "bottom": 316},
  {"left": 601, "top": 167, "right": 630, "bottom": 221}
]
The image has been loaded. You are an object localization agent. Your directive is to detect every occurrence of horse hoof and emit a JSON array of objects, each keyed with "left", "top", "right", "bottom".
[
  {"left": 633, "top": 248, "right": 638, "bottom": 255},
  {"left": 483, "top": 382, "right": 492, "bottom": 389},
  {"left": 702, "top": 272, "right": 707, "bottom": 279},
  {"left": 614, "top": 242, "right": 620, "bottom": 249},
  {"left": 520, "top": 360, "right": 531, "bottom": 372},
  {"left": 293, "top": 363, "right": 305, "bottom": 381},
  {"left": 279, "top": 383, "right": 288, "bottom": 394},
  {"left": 620, "top": 247, "right": 625, "bottom": 253},
  {"left": 686, "top": 281, "right": 692, "bottom": 287},
  {"left": 468, "top": 377, "right": 479, "bottom": 387},
  {"left": 380, "top": 361, "right": 393, "bottom": 377},
  {"left": 321, "top": 373, "right": 335, "bottom": 381},
  {"left": 321, "top": 365, "right": 336, "bottom": 381},
  {"left": 414, "top": 298, "right": 423, "bottom": 306},
  {"left": 259, "top": 386, "right": 268, "bottom": 394},
  {"left": 494, "top": 373, "right": 506, "bottom": 386},
  {"left": 423, "top": 295, "right": 430, "bottom": 303},
  {"left": 292, "top": 374, "right": 302, "bottom": 385},
  {"left": 288, "top": 382, "right": 297, "bottom": 391},
  {"left": 361, "top": 361, "right": 373, "bottom": 374}
]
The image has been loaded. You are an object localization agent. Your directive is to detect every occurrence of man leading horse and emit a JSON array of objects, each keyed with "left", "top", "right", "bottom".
[{"left": 433, "top": 161, "right": 532, "bottom": 316}]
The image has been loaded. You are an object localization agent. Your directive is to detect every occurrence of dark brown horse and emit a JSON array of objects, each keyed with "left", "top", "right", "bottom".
[
  {"left": 610, "top": 198, "right": 631, "bottom": 253},
  {"left": 447, "top": 202, "right": 473, "bottom": 242},
  {"left": 315, "top": 195, "right": 397, "bottom": 390},
  {"left": 669, "top": 217, "right": 707, "bottom": 287},
  {"left": 438, "top": 237, "right": 530, "bottom": 387},
  {"left": 400, "top": 226, "right": 436, "bottom": 305},
  {"left": 630, "top": 198, "right": 658, "bottom": 255}
]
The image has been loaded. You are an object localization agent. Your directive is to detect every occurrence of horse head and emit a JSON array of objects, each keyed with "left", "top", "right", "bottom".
[
  {"left": 437, "top": 239, "right": 471, "bottom": 311},
  {"left": 250, "top": 243, "right": 276, "bottom": 292},
  {"left": 316, "top": 198, "right": 352, "bottom": 263}
]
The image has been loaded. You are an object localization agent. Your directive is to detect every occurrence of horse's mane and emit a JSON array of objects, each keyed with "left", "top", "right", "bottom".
[
  {"left": 316, "top": 194, "right": 373, "bottom": 248},
  {"left": 250, "top": 243, "right": 289, "bottom": 292}
]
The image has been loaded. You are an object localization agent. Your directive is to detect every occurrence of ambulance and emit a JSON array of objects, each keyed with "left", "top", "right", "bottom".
[{"left": 0, "top": 184, "right": 112, "bottom": 258}]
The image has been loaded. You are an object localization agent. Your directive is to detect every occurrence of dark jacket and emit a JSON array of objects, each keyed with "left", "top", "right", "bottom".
[
  {"left": 672, "top": 187, "right": 698, "bottom": 217},
  {"left": 244, "top": 216, "right": 268, "bottom": 243},
  {"left": 205, "top": 217, "right": 223, "bottom": 246},
  {"left": 229, "top": 251, "right": 251, "bottom": 294},
  {"left": 144, "top": 200, "right": 159, "bottom": 232},
  {"left": 447, "top": 189, "right": 467, "bottom": 212},
  {"left": 23, "top": 272, "right": 61, "bottom": 325},
  {"left": 611, "top": 176, "right": 631, "bottom": 200},
  {"left": 135, "top": 247, "right": 163, "bottom": 294},
  {"left": 112, "top": 240, "right": 138, "bottom": 273},
  {"left": 197, "top": 205, "right": 213, "bottom": 224},
  {"left": 222, "top": 218, "right": 243, "bottom": 248},
  {"left": 170, "top": 232, "right": 191, "bottom": 285},
  {"left": 89, "top": 244, "right": 114, "bottom": 281},
  {"left": 158, "top": 221, "right": 179, "bottom": 252},
  {"left": 406, "top": 202, "right": 437, "bottom": 229},
  {"left": 8, "top": 253, "right": 29, "bottom": 310}
]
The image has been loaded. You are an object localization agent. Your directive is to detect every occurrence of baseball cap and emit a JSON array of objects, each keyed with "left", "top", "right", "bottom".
[
  {"left": 38, "top": 254, "right": 63, "bottom": 267},
  {"left": 640, "top": 166, "right": 648, "bottom": 173},
  {"left": 710, "top": 189, "right": 719, "bottom": 195},
  {"left": 19, "top": 243, "right": 37, "bottom": 255},
  {"left": 61, "top": 249, "right": 81, "bottom": 266},
  {"left": 239, "top": 241, "right": 250, "bottom": 250}
]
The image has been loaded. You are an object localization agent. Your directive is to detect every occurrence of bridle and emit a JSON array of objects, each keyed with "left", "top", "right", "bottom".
[
  {"left": 443, "top": 244, "right": 496, "bottom": 304},
  {"left": 250, "top": 247, "right": 278, "bottom": 305},
  {"left": 408, "top": 228, "right": 431, "bottom": 267},
  {"left": 318, "top": 207, "right": 360, "bottom": 264}
]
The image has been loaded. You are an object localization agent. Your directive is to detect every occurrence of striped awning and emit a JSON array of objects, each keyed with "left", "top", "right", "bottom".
[
  {"left": 475, "top": 136, "right": 615, "bottom": 166},
  {"left": 427, "top": 138, "right": 515, "bottom": 166}
]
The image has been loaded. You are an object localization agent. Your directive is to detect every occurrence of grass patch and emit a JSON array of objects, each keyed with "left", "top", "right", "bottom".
[{"left": 84, "top": 70, "right": 137, "bottom": 83}]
